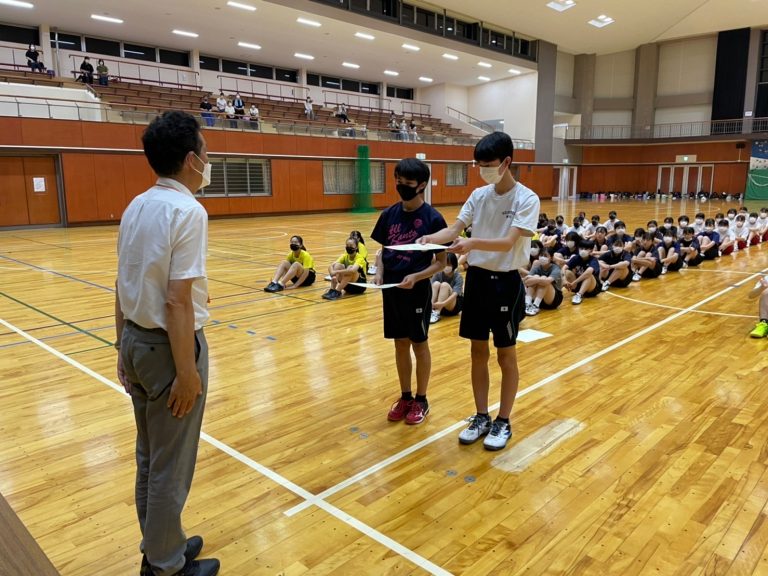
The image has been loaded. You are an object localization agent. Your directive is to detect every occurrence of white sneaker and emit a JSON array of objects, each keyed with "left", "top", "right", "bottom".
[
  {"left": 483, "top": 420, "right": 512, "bottom": 451},
  {"left": 632, "top": 273, "right": 642, "bottom": 282},
  {"left": 324, "top": 275, "right": 332, "bottom": 281},
  {"left": 571, "top": 293, "right": 582, "bottom": 305},
  {"left": 367, "top": 265, "right": 377, "bottom": 275},
  {"left": 601, "top": 281, "right": 611, "bottom": 292},
  {"left": 458, "top": 414, "right": 492, "bottom": 445},
  {"left": 429, "top": 310, "right": 440, "bottom": 324},
  {"left": 661, "top": 266, "right": 668, "bottom": 275},
  {"left": 682, "top": 261, "right": 688, "bottom": 269},
  {"left": 525, "top": 304, "right": 539, "bottom": 316}
]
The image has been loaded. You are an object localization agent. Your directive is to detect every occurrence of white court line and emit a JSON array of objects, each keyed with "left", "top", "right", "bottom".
[
  {"left": 604, "top": 291, "right": 755, "bottom": 319},
  {"left": 284, "top": 266, "right": 768, "bottom": 516},
  {"left": 0, "top": 317, "right": 452, "bottom": 576}
]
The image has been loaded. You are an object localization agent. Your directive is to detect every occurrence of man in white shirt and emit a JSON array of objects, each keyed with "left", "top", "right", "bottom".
[
  {"left": 115, "top": 111, "right": 220, "bottom": 576},
  {"left": 418, "top": 132, "right": 540, "bottom": 451}
]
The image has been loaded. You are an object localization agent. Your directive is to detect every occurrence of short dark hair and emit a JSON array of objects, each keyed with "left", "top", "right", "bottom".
[
  {"left": 579, "top": 240, "right": 595, "bottom": 250},
  {"left": 446, "top": 252, "right": 459, "bottom": 269},
  {"left": 614, "top": 220, "right": 626, "bottom": 229},
  {"left": 142, "top": 111, "right": 202, "bottom": 177},
  {"left": 394, "top": 158, "right": 430, "bottom": 185},
  {"left": 474, "top": 131, "right": 514, "bottom": 163}
]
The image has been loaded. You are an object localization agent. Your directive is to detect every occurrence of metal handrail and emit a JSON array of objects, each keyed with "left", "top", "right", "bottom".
[
  {"left": 446, "top": 106, "right": 495, "bottom": 133},
  {"left": 402, "top": 101, "right": 431, "bottom": 117},
  {"left": 68, "top": 54, "right": 200, "bottom": 89},
  {"left": 566, "top": 117, "right": 768, "bottom": 140},
  {"left": 0, "top": 40, "right": 46, "bottom": 72},
  {"left": 217, "top": 74, "right": 308, "bottom": 101},
  {"left": 322, "top": 90, "right": 392, "bottom": 112}
]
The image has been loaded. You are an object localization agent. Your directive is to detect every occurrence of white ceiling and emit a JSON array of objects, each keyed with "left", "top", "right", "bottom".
[{"left": 0, "top": 0, "right": 766, "bottom": 89}]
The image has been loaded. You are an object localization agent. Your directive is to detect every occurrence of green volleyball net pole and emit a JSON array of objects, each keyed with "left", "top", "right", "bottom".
[{"left": 352, "top": 144, "right": 375, "bottom": 213}]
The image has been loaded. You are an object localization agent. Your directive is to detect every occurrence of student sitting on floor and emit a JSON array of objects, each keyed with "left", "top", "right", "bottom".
[
  {"left": 659, "top": 230, "right": 683, "bottom": 274},
  {"left": 646, "top": 220, "right": 662, "bottom": 243},
  {"left": 696, "top": 218, "right": 720, "bottom": 260},
  {"left": 563, "top": 240, "right": 601, "bottom": 305},
  {"left": 605, "top": 210, "right": 619, "bottom": 232},
  {"left": 555, "top": 214, "right": 567, "bottom": 235},
  {"left": 747, "top": 212, "right": 762, "bottom": 246},
  {"left": 521, "top": 240, "right": 543, "bottom": 276},
  {"left": 631, "top": 232, "right": 663, "bottom": 282},
  {"left": 677, "top": 215, "right": 690, "bottom": 232},
  {"left": 264, "top": 235, "right": 316, "bottom": 292},
  {"left": 430, "top": 253, "right": 464, "bottom": 324},
  {"left": 718, "top": 219, "right": 737, "bottom": 255},
  {"left": 734, "top": 214, "right": 749, "bottom": 250},
  {"left": 748, "top": 275, "right": 768, "bottom": 338},
  {"left": 592, "top": 226, "right": 609, "bottom": 255},
  {"left": 661, "top": 216, "right": 678, "bottom": 238},
  {"left": 726, "top": 208, "right": 738, "bottom": 231},
  {"left": 524, "top": 246, "right": 563, "bottom": 315},
  {"left": 599, "top": 238, "right": 632, "bottom": 292},
  {"left": 693, "top": 212, "right": 706, "bottom": 235},
  {"left": 758, "top": 208, "right": 768, "bottom": 241},
  {"left": 323, "top": 237, "right": 367, "bottom": 300},
  {"left": 539, "top": 220, "right": 561, "bottom": 251},
  {"left": 607, "top": 220, "right": 632, "bottom": 247},
  {"left": 679, "top": 227, "right": 703, "bottom": 268},
  {"left": 554, "top": 231, "right": 580, "bottom": 267}
]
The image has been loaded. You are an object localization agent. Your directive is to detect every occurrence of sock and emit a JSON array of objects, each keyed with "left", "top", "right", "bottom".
[
  {"left": 401, "top": 391, "right": 413, "bottom": 401},
  {"left": 414, "top": 394, "right": 427, "bottom": 406},
  {"left": 476, "top": 412, "right": 489, "bottom": 419},
  {"left": 277, "top": 280, "right": 285, "bottom": 286},
  {"left": 533, "top": 296, "right": 542, "bottom": 307},
  {"left": 525, "top": 294, "right": 532, "bottom": 305},
  {"left": 495, "top": 416, "right": 510, "bottom": 424}
]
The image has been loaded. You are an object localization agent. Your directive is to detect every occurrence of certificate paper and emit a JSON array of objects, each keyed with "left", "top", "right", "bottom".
[
  {"left": 349, "top": 282, "right": 399, "bottom": 289},
  {"left": 385, "top": 243, "right": 446, "bottom": 251}
]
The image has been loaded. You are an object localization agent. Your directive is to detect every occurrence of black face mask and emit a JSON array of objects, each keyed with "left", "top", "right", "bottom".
[
  {"left": 396, "top": 183, "right": 421, "bottom": 201},
  {"left": 290, "top": 243, "right": 300, "bottom": 251},
  {"left": 345, "top": 247, "right": 356, "bottom": 255}
]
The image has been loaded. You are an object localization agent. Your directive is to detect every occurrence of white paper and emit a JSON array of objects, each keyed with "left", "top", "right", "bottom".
[
  {"left": 33, "top": 177, "right": 46, "bottom": 192},
  {"left": 386, "top": 243, "right": 446, "bottom": 251},
  {"left": 349, "top": 282, "right": 399, "bottom": 289}
]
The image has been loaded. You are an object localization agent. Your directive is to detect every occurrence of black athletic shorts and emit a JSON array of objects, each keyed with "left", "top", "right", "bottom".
[
  {"left": 344, "top": 273, "right": 366, "bottom": 294},
  {"left": 382, "top": 278, "right": 432, "bottom": 342},
  {"left": 292, "top": 269, "right": 316, "bottom": 286},
  {"left": 539, "top": 288, "right": 563, "bottom": 310},
  {"left": 441, "top": 294, "right": 463, "bottom": 316},
  {"left": 642, "top": 261, "right": 662, "bottom": 279},
  {"left": 611, "top": 271, "right": 633, "bottom": 288},
  {"left": 460, "top": 266, "right": 525, "bottom": 348}
]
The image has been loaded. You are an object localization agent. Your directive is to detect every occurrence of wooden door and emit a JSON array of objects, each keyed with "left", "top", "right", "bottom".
[
  {"left": 23, "top": 157, "right": 60, "bottom": 225},
  {"left": 0, "top": 158, "right": 30, "bottom": 226}
]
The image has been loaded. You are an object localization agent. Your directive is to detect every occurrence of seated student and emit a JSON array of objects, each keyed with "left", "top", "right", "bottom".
[
  {"left": 605, "top": 210, "right": 619, "bottom": 232},
  {"left": 599, "top": 239, "right": 632, "bottom": 292},
  {"left": 692, "top": 212, "right": 706, "bottom": 235},
  {"left": 658, "top": 230, "right": 683, "bottom": 274},
  {"left": 539, "top": 219, "right": 561, "bottom": 251},
  {"left": 758, "top": 207, "right": 768, "bottom": 241},
  {"left": 696, "top": 218, "right": 720, "bottom": 260},
  {"left": 592, "top": 226, "right": 609, "bottom": 255},
  {"left": 582, "top": 215, "right": 599, "bottom": 239},
  {"left": 224, "top": 100, "right": 237, "bottom": 128},
  {"left": 554, "top": 231, "right": 580, "bottom": 267},
  {"left": 248, "top": 104, "right": 260, "bottom": 129},
  {"left": 661, "top": 216, "right": 677, "bottom": 238},
  {"left": 734, "top": 214, "right": 750, "bottom": 250},
  {"left": 78, "top": 56, "right": 94, "bottom": 84},
  {"left": 521, "top": 240, "right": 543, "bottom": 276},
  {"left": 718, "top": 219, "right": 737, "bottom": 255},
  {"left": 678, "top": 227, "right": 703, "bottom": 268},
  {"left": 568, "top": 216, "right": 585, "bottom": 237},
  {"left": 563, "top": 240, "right": 601, "bottom": 305},
  {"left": 233, "top": 93, "right": 245, "bottom": 118},
  {"left": 607, "top": 220, "right": 631, "bottom": 246},
  {"left": 646, "top": 220, "right": 662, "bottom": 243},
  {"left": 747, "top": 212, "right": 762, "bottom": 246},
  {"left": 748, "top": 275, "right": 768, "bottom": 338},
  {"left": 536, "top": 212, "right": 550, "bottom": 233},
  {"left": 264, "top": 235, "right": 316, "bottom": 292},
  {"left": 524, "top": 247, "right": 563, "bottom": 315},
  {"left": 349, "top": 230, "right": 369, "bottom": 266},
  {"left": 554, "top": 215, "right": 567, "bottom": 236},
  {"left": 26, "top": 44, "right": 45, "bottom": 73},
  {"left": 430, "top": 253, "right": 464, "bottom": 323},
  {"left": 631, "top": 227, "right": 646, "bottom": 252},
  {"left": 216, "top": 92, "right": 227, "bottom": 113},
  {"left": 631, "top": 233, "right": 663, "bottom": 282},
  {"left": 323, "top": 237, "right": 367, "bottom": 300},
  {"left": 677, "top": 215, "right": 690, "bottom": 232},
  {"left": 726, "top": 208, "right": 738, "bottom": 231}
]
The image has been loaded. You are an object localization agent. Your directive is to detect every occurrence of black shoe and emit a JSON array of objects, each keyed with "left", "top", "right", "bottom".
[
  {"left": 321, "top": 290, "right": 335, "bottom": 300},
  {"left": 147, "top": 558, "right": 220, "bottom": 576},
  {"left": 264, "top": 282, "right": 277, "bottom": 293},
  {"left": 273, "top": 282, "right": 285, "bottom": 292},
  {"left": 140, "top": 536, "right": 205, "bottom": 575}
]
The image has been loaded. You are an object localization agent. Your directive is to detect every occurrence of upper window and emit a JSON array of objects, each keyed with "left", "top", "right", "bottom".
[
  {"left": 159, "top": 49, "right": 189, "bottom": 67},
  {"left": 85, "top": 37, "right": 120, "bottom": 57},
  {"left": 50, "top": 32, "right": 81, "bottom": 51},
  {"left": 199, "top": 55, "right": 220, "bottom": 72},
  {"left": 0, "top": 23, "right": 39, "bottom": 46},
  {"left": 124, "top": 42, "right": 156, "bottom": 62},
  {"left": 222, "top": 59, "right": 248, "bottom": 76}
]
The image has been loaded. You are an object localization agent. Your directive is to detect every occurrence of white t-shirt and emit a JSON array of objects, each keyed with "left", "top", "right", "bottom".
[
  {"left": 734, "top": 223, "right": 749, "bottom": 240},
  {"left": 718, "top": 228, "right": 735, "bottom": 242},
  {"left": 457, "top": 181, "right": 540, "bottom": 271},
  {"left": 118, "top": 178, "right": 209, "bottom": 331}
]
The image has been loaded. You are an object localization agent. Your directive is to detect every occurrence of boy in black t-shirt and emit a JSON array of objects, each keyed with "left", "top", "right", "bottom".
[{"left": 371, "top": 158, "right": 447, "bottom": 425}]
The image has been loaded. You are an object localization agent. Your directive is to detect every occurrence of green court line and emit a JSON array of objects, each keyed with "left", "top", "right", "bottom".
[{"left": 0, "top": 291, "right": 113, "bottom": 346}]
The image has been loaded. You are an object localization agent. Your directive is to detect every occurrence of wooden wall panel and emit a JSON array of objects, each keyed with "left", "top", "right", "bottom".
[
  {"left": 20, "top": 119, "right": 82, "bottom": 147},
  {"left": 61, "top": 154, "right": 98, "bottom": 223},
  {"left": 81, "top": 123, "right": 137, "bottom": 150},
  {"left": 270, "top": 159, "right": 292, "bottom": 213},
  {"left": 0, "top": 158, "right": 29, "bottom": 226},
  {"left": 23, "top": 157, "right": 60, "bottom": 225},
  {"left": 94, "top": 156, "right": 127, "bottom": 222},
  {"left": 582, "top": 141, "right": 746, "bottom": 164},
  {"left": 0, "top": 118, "right": 23, "bottom": 146},
  {"left": 122, "top": 156, "right": 156, "bottom": 203},
  {"left": 197, "top": 197, "right": 230, "bottom": 216}
]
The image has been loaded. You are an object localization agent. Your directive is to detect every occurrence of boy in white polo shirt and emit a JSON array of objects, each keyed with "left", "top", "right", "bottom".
[{"left": 418, "top": 132, "right": 540, "bottom": 450}]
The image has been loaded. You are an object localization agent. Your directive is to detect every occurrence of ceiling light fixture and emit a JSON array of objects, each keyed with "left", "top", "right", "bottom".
[
  {"left": 588, "top": 14, "right": 614, "bottom": 28},
  {"left": 90, "top": 14, "right": 123, "bottom": 23},
  {"left": 508, "top": 68, "right": 522, "bottom": 75},
  {"left": 442, "top": 53, "right": 458, "bottom": 60},
  {"left": 354, "top": 32, "right": 375, "bottom": 40},
  {"left": 384, "top": 70, "right": 399, "bottom": 76},
  {"left": 402, "top": 43, "right": 420, "bottom": 51},
  {"left": 478, "top": 76, "right": 491, "bottom": 82},
  {"left": 0, "top": 0, "right": 34, "bottom": 7},
  {"left": 342, "top": 62, "right": 360, "bottom": 69},
  {"left": 238, "top": 41, "right": 261, "bottom": 50},
  {"left": 295, "top": 52, "right": 315, "bottom": 60},
  {"left": 172, "top": 29, "right": 198, "bottom": 38},
  {"left": 227, "top": 1, "right": 256, "bottom": 11},
  {"left": 296, "top": 17, "right": 321, "bottom": 27},
  {"left": 546, "top": 0, "right": 576, "bottom": 12},
  {"left": 478, "top": 61, "right": 492, "bottom": 68},
  {"left": 419, "top": 76, "right": 433, "bottom": 83}
]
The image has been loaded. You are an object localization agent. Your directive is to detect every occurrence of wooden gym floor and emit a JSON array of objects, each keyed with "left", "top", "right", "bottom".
[{"left": 2, "top": 197, "right": 768, "bottom": 575}]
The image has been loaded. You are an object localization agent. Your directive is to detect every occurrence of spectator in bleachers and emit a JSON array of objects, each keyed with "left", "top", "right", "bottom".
[
  {"left": 399, "top": 120, "right": 409, "bottom": 141},
  {"left": 409, "top": 119, "right": 418, "bottom": 142},
  {"left": 96, "top": 59, "right": 109, "bottom": 86},
  {"left": 199, "top": 96, "right": 215, "bottom": 127},
  {"left": 216, "top": 91, "right": 227, "bottom": 113},
  {"left": 304, "top": 97, "right": 315, "bottom": 120},
  {"left": 78, "top": 56, "right": 94, "bottom": 84},
  {"left": 233, "top": 93, "right": 245, "bottom": 118},
  {"left": 335, "top": 103, "right": 349, "bottom": 123},
  {"left": 224, "top": 100, "right": 237, "bottom": 128},
  {"left": 248, "top": 103, "right": 260, "bottom": 130},
  {"left": 25, "top": 44, "right": 45, "bottom": 73},
  {"left": 389, "top": 116, "right": 400, "bottom": 139}
]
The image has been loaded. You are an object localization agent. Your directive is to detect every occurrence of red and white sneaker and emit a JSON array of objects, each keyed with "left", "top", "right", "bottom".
[
  {"left": 387, "top": 398, "right": 413, "bottom": 421},
  {"left": 405, "top": 400, "right": 429, "bottom": 425}
]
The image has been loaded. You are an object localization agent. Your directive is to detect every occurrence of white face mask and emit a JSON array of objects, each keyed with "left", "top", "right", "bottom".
[
  {"left": 579, "top": 249, "right": 591, "bottom": 259},
  {"left": 479, "top": 162, "right": 505, "bottom": 185},
  {"left": 566, "top": 240, "right": 576, "bottom": 249},
  {"left": 679, "top": 221, "right": 689, "bottom": 227},
  {"left": 192, "top": 153, "right": 211, "bottom": 189},
  {"left": 749, "top": 217, "right": 757, "bottom": 224},
  {"left": 736, "top": 223, "right": 744, "bottom": 228},
  {"left": 663, "top": 237, "right": 673, "bottom": 244},
  {"left": 530, "top": 247, "right": 540, "bottom": 257},
  {"left": 538, "top": 256, "right": 550, "bottom": 265},
  {"left": 663, "top": 223, "right": 671, "bottom": 229},
  {"left": 616, "top": 228, "right": 625, "bottom": 235},
  {"left": 648, "top": 226, "right": 657, "bottom": 233},
  {"left": 695, "top": 218, "right": 704, "bottom": 225},
  {"left": 612, "top": 246, "right": 623, "bottom": 254},
  {"left": 718, "top": 227, "right": 728, "bottom": 234}
]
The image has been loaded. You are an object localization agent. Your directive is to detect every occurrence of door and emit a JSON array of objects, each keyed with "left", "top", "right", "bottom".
[{"left": 0, "top": 157, "right": 61, "bottom": 227}]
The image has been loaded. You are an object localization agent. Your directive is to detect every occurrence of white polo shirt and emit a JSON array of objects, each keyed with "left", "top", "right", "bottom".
[
  {"left": 117, "top": 177, "right": 209, "bottom": 331},
  {"left": 457, "top": 181, "right": 540, "bottom": 272}
]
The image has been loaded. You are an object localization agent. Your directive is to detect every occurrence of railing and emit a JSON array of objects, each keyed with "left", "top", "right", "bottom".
[
  {"left": 68, "top": 55, "right": 200, "bottom": 89},
  {"left": 217, "top": 75, "right": 307, "bottom": 101},
  {"left": 402, "top": 101, "right": 431, "bottom": 117},
  {"left": 447, "top": 106, "right": 495, "bottom": 133},
  {"left": 0, "top": 41, "right": 46, "bottom": 73},
  {"left": 566, "top": 117, "right": 768, "bottom": 141},
  {"left": 322, "top": 90, "right": 391, "bottom": 112},
  {"left": 0, "top": 94, "right": 104, "bottom": 121}
]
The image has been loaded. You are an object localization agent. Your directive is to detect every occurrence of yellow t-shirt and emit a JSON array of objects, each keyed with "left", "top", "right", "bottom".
[
  {"left": 287, "top": 250, "right": 314, "bottom": 270},
  {"left": 337, "top": 252, "right": 367, "bottom": 271},
  {"left": 357, "top": 242, "right": 369, "bottom": 261}
]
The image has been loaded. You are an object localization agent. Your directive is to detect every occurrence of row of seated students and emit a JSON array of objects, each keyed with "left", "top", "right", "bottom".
[{"left": 580, "top": 191, "right": 743, "bottom": 201}]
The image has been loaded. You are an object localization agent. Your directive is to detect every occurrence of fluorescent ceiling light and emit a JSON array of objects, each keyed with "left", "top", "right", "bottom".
[
  {"left": 508, "top": 68, "right": 521, "bottom": 75},
  {"left": 384, "top": 70, "right": 399, "bottom": 76},
  {"left": 297, "top": 17, "right": 321, "bottom": 27},
  {"left": 227, "top": 1, "right": 256, "bottom": 11},
  {"left": 442, "top": 53, "right": 458, "bottom": 60},
  {"left": 478, "top": 76, "right": 491, "bottom": 81},
  {"left": 342, "top": 62, "right": 360, "bottom": 69},
  {"left": 402, "top": 43, "right": 420, "bottom": 51},
  {"left": 546, "top": 0, "right": 575, "bottom": 12},
  {"left": 0, "top": 0, "right": 34, "bottom": 7},
  {"left": 588, "top": 14, "right": 614, "bottom": 28},
  {"left": 238, "top": 41, "right": 261, "bottom": 50},
  {"left": 478, "top": 61, "right": 492, "bottom": 68},
  {"left": 91, "top": 14, "right": 123, "bottom": 23},
  {"left": 172, "top": 29, "right": 198, "bottom": 38},
  {"left": 295, "top": 52, "right": 315, "bottom": 60},
  {"left": 419, "top": 77, "right": 433, "bottom": 83},
  {"left": 355, "top": 32, "right": 375, "bottom": 40},
  {"left": 124, "top": 50, "right": 144, "bottom": 55}
]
